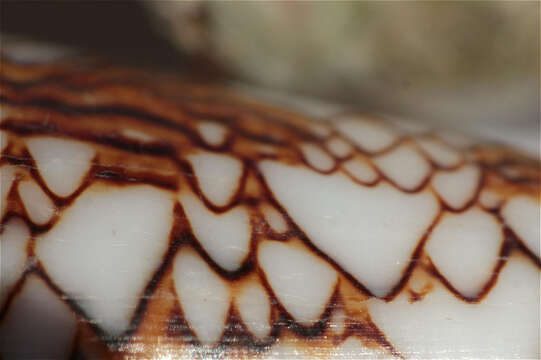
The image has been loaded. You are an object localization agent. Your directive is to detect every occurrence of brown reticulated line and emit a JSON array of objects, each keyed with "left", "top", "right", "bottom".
[
  {"left": 0, "top": 79, "right": 299, "bottom": 148},
  {"left": 383, "top": 211, "right": 443, "bottom": 302},
  {"left": 2, "top": 78, "right": 492, "bottom": 197},
  {"left": 2, "top": 70, "right": 325, "bottom": 144},
  {"left": 412, "top": 136, "right": 466, "bottom": 172},
  {"left": 0, "top": 148, "right": 178, "bottom": 231},
  {"left": 176, "top": 158, "right": 250, "bottom": 215},
  {"left": 490, "top": 206, "right": 540, "bottom": 268},
  {"left": 2, "top": 99, "right": 537, "bottom": 306},
  {"left": 2, "top": 60, "right": 539, "bottom": 357},
  {"left": 251, "top": 157, "right": 446, "bottom": 301},
  {"left": 123, "top": 204, "right": 188, "bottom": 340},
  {"left": 175, "top": 203, "right": 256, "bottom": 280}
]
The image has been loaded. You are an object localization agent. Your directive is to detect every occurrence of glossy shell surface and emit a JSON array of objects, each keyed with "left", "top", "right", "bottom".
[{"left": 0, "top": 58, "right": 539, "bottom": 359}]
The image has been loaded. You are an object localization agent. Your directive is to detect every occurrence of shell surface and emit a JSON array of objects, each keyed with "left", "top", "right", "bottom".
[{"left": 0, "top": 56, "right": 539, "bottom": 359}]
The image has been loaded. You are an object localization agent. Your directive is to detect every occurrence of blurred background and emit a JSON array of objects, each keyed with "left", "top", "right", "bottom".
[{"left": 2, "top": 1, "right": 539, "bottom": 154}]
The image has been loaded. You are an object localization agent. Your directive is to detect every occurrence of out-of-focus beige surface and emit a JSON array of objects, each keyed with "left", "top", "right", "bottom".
[{"left": 146, "top": 1, "right": 539, "bottom": 143}]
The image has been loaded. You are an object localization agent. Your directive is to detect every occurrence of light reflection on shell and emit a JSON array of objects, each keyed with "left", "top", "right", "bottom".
[{"left": 0, "top": 58, "right": 539, "bottom": 359}]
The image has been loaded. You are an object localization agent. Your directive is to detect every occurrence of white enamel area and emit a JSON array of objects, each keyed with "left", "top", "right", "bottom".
[
  {"left": 196, "top": 121, "right": 228, "bottom": 146},
  {"left": 342, "top": 157, "right": 378, "bottom": 184},
  {"left": 437, "top": 129, "right": 476, "bottom": 149},
  {"left": 186, "top": 151, "right": 243, "bottom": 207},
  {"left": 173, "top": 248, "right": 230, "bottom": 344},
  {"left": 121, "top": 129, "right": 155, "bottom": 143},
  {"left": 479, "top": 189, "right": 503, "bottom": 210},
  {"left": 335, "top": 116, "right": 398, "bottom": 153},
  {"left": 1, "top": 165, "right": 16, "bottom": 217},
  {"left": 258, "top": 240, "right": 337, "bottom": 326},
  {"left": 18, "top": 180, "right": 55, "bottom": 225},
  {"left": 26, "top": 137, "right": 95, "bottom": 197},
  {"left": 260, "top": 204, "right": 288, "bottom": 233},
  {"left": 374, "top": 144, "right": 431, "bottom": 190},
  {"left": 0, "top": 130, "right": 7, "bottom": 152},
  {"left": 259, "top": 161, "right": 439, "bottom": 297},
  {"left": 0, "top": 276, "right": 77, "bottom": 359},
  {"left": 502, "top": 196, "right": 540, "bottom": 257},
  {"left": 309, "top": 123, "right": 332, "bottom": 138},
  {"left": 426, "top": 208, "right": 503, "bottom": 298},
  {"left": 329, "top": 308, "right": 346, "bottom": 336},
  {"left": 235, "top": 280, "right": 272, "bottom": 339},
  {"left": 179, "top": 191, "right": 251, "bottom": 271},
  {"left": 416, "top": 138, "right": 462, "bottom": 168},
  {"left": 0, "top": 219, "right": 29, "bottom": 306},
  {"left": 36, "top": 184, "right": 174, "bottom": 335},
  {"left": 432, "top": 164, "right": 481, "bottom": 209},
  {"left": 299, "top": 143, "right": 335, "bottom": 172},
  {"left": 325, "top": 137, "right": 353, "bottom": 158},
  {"left": 368, "top": 256, "right": 540, "bottom": 359}
]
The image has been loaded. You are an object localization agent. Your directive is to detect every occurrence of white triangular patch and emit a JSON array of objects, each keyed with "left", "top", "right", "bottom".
[
  {"left": 258, "top": 240, "right": 337, "bottom": 326},
  {"left": 186, "top": 151, "right": 243, "bottom": 207},
  {"left": 26, "top": 137, "right": 95, "bottom": 197},
  {"left": 259, "top": 161, "right": 439, "bottom": 297},
  {"left": 173, "top": 248, "right": 230, "bottom": 344},
  {"left": 36, "top": 184, "right": 174, "bottom": 335},
  {"left": 179, "top": 191, "right": 251, "bottom": 271}
]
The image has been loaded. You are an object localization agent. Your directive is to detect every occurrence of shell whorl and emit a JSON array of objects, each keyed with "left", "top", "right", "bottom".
[{"left": 0, "top": 58, "right": 539, "bottom": 359}]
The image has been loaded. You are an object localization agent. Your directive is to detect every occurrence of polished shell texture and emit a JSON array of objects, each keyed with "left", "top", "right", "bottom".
[{"left": 0, "top": 57, "right": 539, "bottom": 359}]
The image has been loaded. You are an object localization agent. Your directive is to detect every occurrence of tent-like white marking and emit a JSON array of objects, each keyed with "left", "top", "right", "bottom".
[
  {"left": 308, "top": 123, "right": 332, "bottom": 138},
  {"left": 235, "top": 280, "right": 272, "bottom": 339},
  {"left": 173, "top": 248, "right": 230, "bottom": 344},
  {"left": 479, "top": 189, "right": 503, "bottom": 210},
  {"left": 425, "top": 208, "right": 503, "bottom": 298},
  {"left": 26, "top": 137, "right": 95, "bottom": 197},
  {"left": 36, "top": 184, "right": 174, "bottom": 335},
  {"left": 416, "top": 138, "right": 462, "bottom": 168},
  {"left": 368, "top": 256, "right": 540, "bottom": 359},
  {"left": 259, "top": 161, "right": 439, "bottom": 297},
  {"left": 258, "top": 240, "right": 338, "bottom": 326},
  {"left": 373, "top": 144, "right": 431, "bottom": 191},
  {"left": 335, "top": 116, "right": 398, "bottom": 153},
  {"left": 432, "top": 164, "right": 481, "bottom": 209},
  {"left": 180, "top": 191, "right": 251, "bottom": 271},
  {"left": 18, "top": 180, "right": 55, "bottom": 225},
  {"left": 261, "top": 204, "right": 288, "bottom": 234},
  {"left": 186, "top": 151, "right": 243, "bottom": 207},
  {"left": 502, "top": 196, "right": 540, "bottom": 258},
  {"left": 325, "top": 137, "right": 353, "bottom": 158},
  {"left": 197, "top": 121, "right": 228, "bottom": 146},
  {"left": 300, "top": 143, "right": 335, "bottom": 172},
  {"left": 342, "top": 158, "right": 378, "bottom": 184}
]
